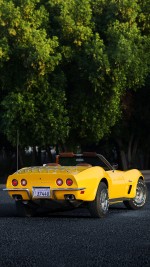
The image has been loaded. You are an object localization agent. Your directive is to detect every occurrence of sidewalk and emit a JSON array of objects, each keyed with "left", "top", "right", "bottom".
[
  {"left": 141, "top": 170, "right": 150, "bottom": 174},
  {"left": 0, "top": 176, "right": 7, "bottom": 185},
  {"left": 141, "top": 170, "right": 150, "bottom": 183}
]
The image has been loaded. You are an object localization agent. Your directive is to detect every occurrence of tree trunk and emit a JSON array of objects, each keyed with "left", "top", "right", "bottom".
[
  {"left": 127, "top": 134, "right": 139, "bottom": 168},
  {"left": 18, "top": 147, "right": 24, "bottom": 168},
  {"left": 115, "top": 139, "right": 128, "bottom": 170}
]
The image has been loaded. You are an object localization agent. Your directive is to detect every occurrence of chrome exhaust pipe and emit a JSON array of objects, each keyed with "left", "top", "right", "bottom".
[{"left": 64, "top": 194, "right": 75, "bottom": 200}]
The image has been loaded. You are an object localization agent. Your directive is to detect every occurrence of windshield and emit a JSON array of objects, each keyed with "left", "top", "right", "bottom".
[{"left": 58, "top": 152, "right": 113, "bottom": 170}]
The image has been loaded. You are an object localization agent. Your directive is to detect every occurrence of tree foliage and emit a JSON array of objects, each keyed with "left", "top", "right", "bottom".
[
  {"left": 0, "top": 0, "right": 149, "bottom": 149},
  {"left": 0, "top": 0, "right": 69, "bottom": 146}
]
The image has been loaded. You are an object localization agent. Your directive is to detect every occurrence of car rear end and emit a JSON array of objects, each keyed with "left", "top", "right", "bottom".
[{"left": 4, "top": 166, "right": 86, "bottom": 202}]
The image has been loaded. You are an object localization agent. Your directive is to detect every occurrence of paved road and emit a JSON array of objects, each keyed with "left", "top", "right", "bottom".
[{"left": 0, "top": 183, "right": 150, "bottom": 267}]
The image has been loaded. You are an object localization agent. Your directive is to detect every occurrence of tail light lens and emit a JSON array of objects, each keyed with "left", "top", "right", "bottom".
[
  {"left": 56, "top": 178, "right": 63, "bottom": 186},
  {"left": 12, "top": 179, "right": 18, "bottom": 186},
  {"left": 21, "top": 179, "right": 27, "bottom": 186},
  {"left": 66, "top": 178, "right": 73, "bottom": 186}
]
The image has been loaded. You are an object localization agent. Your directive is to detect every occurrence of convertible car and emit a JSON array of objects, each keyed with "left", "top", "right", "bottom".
[{"left": 4, "top": 152, "right": 147, "bottom": 218}]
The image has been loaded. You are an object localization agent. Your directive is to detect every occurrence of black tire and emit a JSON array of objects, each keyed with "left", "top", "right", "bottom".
[
  {"left": 16, "top": 201, "right": 37, "bottom": 217},
  {"left": 123, "top": 179, "right": 147, "bottom": 210},
  {"left": 89, "top": 182, "right": 109, "bottom": 218}
]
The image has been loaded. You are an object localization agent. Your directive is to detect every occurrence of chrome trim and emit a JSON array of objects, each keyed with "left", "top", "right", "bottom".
[
  {"left": 32, "top": 186, "right": 50, "bottom": 189},
  {"left": 97, "top": 153, "right": 115, "bottom": 171},
  {"left": 3, "top": 188, "right": 31, "bottom": 198},
  {"left": 3, "top": 187, "right": 86, "bottom": 199},
  {"left": 109, "top": 197, "right": 129, "bottom": 204},
  {"left": 51, "top": 187, "right": 86, "bottom": 191}
]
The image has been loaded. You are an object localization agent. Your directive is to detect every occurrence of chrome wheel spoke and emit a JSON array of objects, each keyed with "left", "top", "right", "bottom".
[
  {"left": 100, "top": 189, "right": 108, "bottom": 212},
  {"left": 134, "top": 183, "right": 146, "bottom": 205}
]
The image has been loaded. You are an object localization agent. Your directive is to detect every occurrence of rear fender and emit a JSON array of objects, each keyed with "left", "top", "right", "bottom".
[{"left": 74, "top": 167, "right": 110, "bottom": 201}]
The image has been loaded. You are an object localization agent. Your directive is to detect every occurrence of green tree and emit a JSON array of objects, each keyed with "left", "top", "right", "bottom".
[
  {"left": 0, "top": 0, "right": 69, "bottom": 146},
  {"left": 0, "top": 0, "right": 149, "bottom": 156},
  {"left": 46, "top": 0, "right": 149, "bottom": 147},
  {"left": 110, "top": 0, "right": 150, "bottom": 169}
]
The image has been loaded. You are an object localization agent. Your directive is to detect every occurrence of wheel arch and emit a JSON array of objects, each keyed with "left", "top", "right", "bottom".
[
  {"left": 138, "top": 176, "right": 144, "bottom": 181},
  {"left": 135, "top": 175, "right": 145, "bottom": 190},
  {"left": 84, "top": 176, "right": 110, "bottom": 201},
  {"left": 100, "top": 177, "right": 109, "bottom": 188},
  {"left": 135, "top": 175, "right": 144, "bottom": 188},
  {"left": 124, "top": 178, "right": 147, "bottom": 210},
  {"left": 130, "top": 174, "right": 145, "bottom": 198}
]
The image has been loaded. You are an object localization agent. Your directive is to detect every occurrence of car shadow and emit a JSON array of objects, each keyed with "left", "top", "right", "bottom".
[
  {"left": 0, "top": 203, "right": 17, "bottom": 217},
  {"left": 0, "top": 205, "right": 129, "bottom": 218},
  {"left": 0, "top": 186, "right": 142, "bottom": 218}
]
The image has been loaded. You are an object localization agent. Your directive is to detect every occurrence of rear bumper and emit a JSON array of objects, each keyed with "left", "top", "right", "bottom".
[
  {"left": 3, "top": 187, "right": 86, "bottom": 200},
  {"left": 3, "top": 188, "right": 30, "bottom": 199}
]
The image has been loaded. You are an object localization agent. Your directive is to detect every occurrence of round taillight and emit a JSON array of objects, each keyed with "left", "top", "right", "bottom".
[
  {"left": 12, "top": 179, "right": 18, "bottom": 186},
  {"left": 56, "top": 178, "right": 63, "bottom": 186},
  {"left": 66, "top": 178, "right": 73, "bottom": 186},
  {"left": 21, "top": 179, "right": 27, "bottom": 186}
]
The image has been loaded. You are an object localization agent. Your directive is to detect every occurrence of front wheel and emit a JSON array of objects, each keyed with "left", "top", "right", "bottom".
[
  {"left": 124, "top": 179, "right": 147, "bottom": 210},
  {"left": 89, "top": 182, "right": 109, "bottom": 218}
]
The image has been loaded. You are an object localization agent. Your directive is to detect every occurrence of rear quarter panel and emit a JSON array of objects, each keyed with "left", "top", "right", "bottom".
[{"left": 74, "top": 166, "right": 111, "bottom": 201}]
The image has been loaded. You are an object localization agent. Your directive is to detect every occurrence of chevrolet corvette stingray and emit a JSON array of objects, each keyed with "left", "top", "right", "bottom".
[{"left": 4, "top": 152, "right": 147, "bottom": 218}]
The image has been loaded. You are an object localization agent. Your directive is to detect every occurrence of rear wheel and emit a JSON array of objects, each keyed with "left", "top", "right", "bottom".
[
  {"left": 16, "top": 201, "right": 37, "bottom": 217},
  {"left": 89, "top": 182, "right": 109, "bottom": 218},
  {"left": 123, "top": 179, "right": 147, "bottom": 210}
]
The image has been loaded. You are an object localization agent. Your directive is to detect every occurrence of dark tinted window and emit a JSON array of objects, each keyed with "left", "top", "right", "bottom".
[{"left": 58, "top": 154, "right": 107, "bottom": 169}]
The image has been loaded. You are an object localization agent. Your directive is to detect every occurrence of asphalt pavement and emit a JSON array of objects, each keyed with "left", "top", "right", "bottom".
[{"left": 0, "top": 182, "right": 149, "bottom": 267}]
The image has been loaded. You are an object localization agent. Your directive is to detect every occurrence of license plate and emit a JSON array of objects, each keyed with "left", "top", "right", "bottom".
[{"left": 32, "top": 187, "right": 50, "bottom": 198}]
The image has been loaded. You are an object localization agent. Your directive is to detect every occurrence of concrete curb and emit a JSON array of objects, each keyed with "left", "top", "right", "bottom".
[
  {"left": 141, "top": 170, "right": 150, "bottom": 183},
  {"left": 141, "top": 170, "right": 150, "bottom": 175}
]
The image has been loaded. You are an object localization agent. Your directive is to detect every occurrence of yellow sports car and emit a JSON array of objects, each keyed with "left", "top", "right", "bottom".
[{"left": 4, "top": 152, "right": 147, "bottom": 218}]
